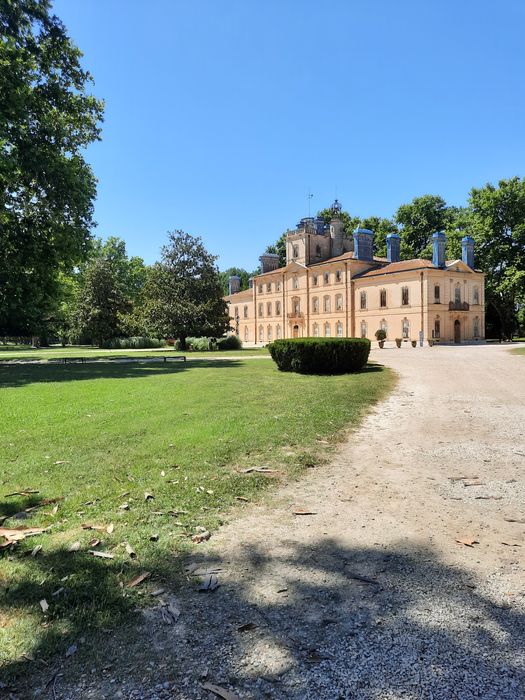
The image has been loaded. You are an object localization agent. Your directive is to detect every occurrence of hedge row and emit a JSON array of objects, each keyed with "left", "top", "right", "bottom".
[
  {"left": 268, "top": 337, "right": 371, "bottom": 374},
  {"left": 101, "top": 337, "right": 165, "bottom": 349}
]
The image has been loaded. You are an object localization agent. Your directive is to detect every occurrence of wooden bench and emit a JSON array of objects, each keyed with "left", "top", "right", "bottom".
[{"left": 57, "top": 355, "right": 186, "bottom": 365}]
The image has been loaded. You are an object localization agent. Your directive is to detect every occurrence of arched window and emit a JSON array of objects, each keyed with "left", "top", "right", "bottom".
[
  {"left": 401, "top": 287, "right": 409, "bottom": 306},
  {"left": 292, "top": 276, "right": 299, "bottom": 289},
  {"left": 380, "top": 319, "right": 388, "bottom": 337},
  {"left": 258, "top": 284, "right": 263, "bottom": 293},
  {"left": 312, "top": 297, "right": 319, "bottom": 313},
  {"left": 473, "top": 316, "right": 480, "bottom": 337},
  {"left": 276, "top": 324, "right": 281, "bottom": 339},
  {"left": 360, "top": 320, "right": 367, "bottom": 339},
  {"left": 336, "top": 269, "right": 342, "bottom": 282},
  {"left": 324, "top": 272, "right": 330, "bottom": 285},
  {"left": 434, "top": 285, "right": 440, "bottom": 303},
  {"left": 335, "top": 294, "right": 343, "bottom": 310},
  {"left": 313, "top": 323, "right": 319, "bottom": 337},
  {"left": 267, "top": 302, "right": 272, "bottom": 316},
  {"left": 276, "top": 281, "right": 281, "bottom": 292},
  {"left": 315, "top": 244, "right": 321, "bottom": 257},
  {"left": 266, "top": 282, "right": 271, "bottom": 292},
  {"left": 243, "top": 305, "right": 248, "bottom": 318},
  {"left": 360, "top": 291, "right": 367, "bottom": 310},
  {"left": 267, "top": 325, "right": 272, "bottom": 341},
  {"left": 324, "top": 322, "right": 331, "bottom": 337},
  {"left": 336, "top": 321, "right": 343, "bottom": 337},
  {"left": 323, "top": 295, "right": 331, "bottom": 312},
  {"left": 473, "top": 286, "right": 480, "bottom": 305},
  {"left": 244, "top": 326, "right": 249, "bottom": 342},
  {"left": 454, "top": 284, "right": 461, "bottom": 304},
  {"left": 276, "top": 301, "right": 281, "bottom": 315},
  {"left": 293, "top": 245, "right": 299, "bottom": 258},
  {"left": 312, "top": 275, "right": 318, "bottom": 286},
  {"left": 380, "top": 289, "right": 387, "bottom": 308},
  {"left": 258, "top": 303, "right": 263, "bottom": 317},
  {"left": 292, "top": 297, "right": 300, "bottom": 315},
  {"left": 402, "top": 318, "right": 410, "bottom": 339},
  {"left": 259, "top": 325, "right": 264, "bottom": 342},
  {"left": 433, "top": 316, "right": 441, "bottom": 339}
]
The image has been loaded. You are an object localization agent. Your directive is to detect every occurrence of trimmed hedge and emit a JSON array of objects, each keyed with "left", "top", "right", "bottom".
[
  {"left": 217, "top": 334, "right": 242, "bottom": 350},
  {"left": 101, "top": 337, "right": 165, "bottom": 349},
  {"left": 268, "top": 337, "right": 371, "bottom": 374}
]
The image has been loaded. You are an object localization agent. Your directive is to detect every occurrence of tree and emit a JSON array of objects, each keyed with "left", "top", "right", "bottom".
[
  {"left": 467, "top": 177, "right": 525, "bottom": 339},
  {"left": 142, "top": 230, "right": 229, "bottom": 349},
  {"left": 72, "top": 258, "right": 130, "bottom": 346},
  {"left": 0, "top": 0, "right": 104, "bottom": 337},
  {"left": 219, "top": 267, "right": 252, "bottom": 295},
  {"left": 359, "top": 216, "right": 398, "bottom": 258},
  {"left": 395, "top": 195, "right": 452, "bottom": 259},
  {"left": 265, "top": 233, "right": 287, "bottom": 267},
  {"left": 91, "top": 237, "right": 148, "bottom": 305}
]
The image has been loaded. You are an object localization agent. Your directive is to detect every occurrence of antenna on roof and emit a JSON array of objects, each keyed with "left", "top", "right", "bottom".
[{"left": 307, "top": 189, "right": 313, "bottom": 217}]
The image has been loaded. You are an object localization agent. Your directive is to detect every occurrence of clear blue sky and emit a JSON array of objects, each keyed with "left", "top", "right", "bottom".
[{"left": 52, "top": 0, "right": 525, "bottom": 271}]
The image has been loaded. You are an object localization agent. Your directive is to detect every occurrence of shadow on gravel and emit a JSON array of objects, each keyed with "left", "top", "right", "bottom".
[
  {"left": 0, "top": 359, "right": 242, "bottom": 388},
  {"left": 2, "top": 538, "right": 523, "bottom": 699}
]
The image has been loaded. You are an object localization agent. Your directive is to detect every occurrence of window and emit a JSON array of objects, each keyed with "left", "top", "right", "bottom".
[
  {"left": 266, "top": 282, "right": 271, "bottom": 293},
  {"left": 473, "top": 317, "right": 480, "bottom": 337},
  {"left": 473, "top": 286, "right": 480, "bottom": 305},
  {"left": 293, "top": 299, "right": 301, "bottom": 315},
  {"left": 276, "top": 324, "right": 281, "bottom": 339},
  {"left": 243, "top": 305, "right": 248, "bottom": 319},
  {"left": 336, "top": 321, "right": 343, "bottom": 337},
  {"left": 259, "top": 325, "right": 264, "bottom": 342},
  {"left": 313, "top": 323, "right": 319, "bottom": 337},
  {"left": 244, "top": 327, "right": 249, "bottom": 342},
  {"left": 454, "top": 285, "right": 461, "bottom": 304},
  {"left": 267, "top": 302, "right": 272, "bottom": 316},
  {"left": 234, "top": 306, "right": 239, "bottom": 319},
  {"left": 293, "top": 245, "right": 299, "bottom": 258},
  {"left": 276, "top": 301, "right": 281, "bottom": 315},
  {"left": 324, "top": 272, "right": 330, "bottom": 285},
  {"left": 380, "top": 319, "right": 388, "bottom": 337},
  {"left": 258, "top": 303, "right": 263, "bottom": 317},
  {"left": 433, "top": 318, "right": 441, "bottom": 339},
  {"left": 276, "top": 281, "right": 281, "bottom": 292},
  {"left": 335, "top": 294, "right": 343, "bottom": 311},
  {"left": 336, "top": 269, "right": 342, "bottom": 283},
  {"left": 380, "top": 289, "right": 387, "bottom": 307},
  {"left": 402, "top": 318, "right": 410, "bottom": 339},
  {"left": 323, "top": 295, "right": 331, "bottom": 312},
  {"left": 434, "top": 285, "right": 440, "bottom": 303},
  {"left": 267, "top": 326, "right": 272, "bottom": 341},
  {"left": 360, "top": 291, "right": 367, "bottom": 310},
  {"left": 315, "top": 244, "right": 321, "bottom": 257},
  {"left": 324, "top": 322, "right": 331, "bottom": 337},
  {"left": 312, "top": 297, "right": 319, "bottom": 313},
  {"left": 258, "top": 284, "right": 263, "bottom": 294},
  {"left": 401, "top": 287, "right": 409, "bottom": 306},
  {"left": 312, "top": 275, "right": 318, "bottom": 286},
  {"left": 360, "top": 320, "right": 367, "bottom": 339},
  {"left": 292, "top": 276, "right": 299, "bottom": 290}
]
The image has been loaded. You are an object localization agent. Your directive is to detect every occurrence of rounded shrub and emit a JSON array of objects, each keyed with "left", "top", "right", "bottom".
[
  {"left": 268, "top": 337, "right": 371, "bottom": 375},
  {"left": 217, "top": 334, "right": 242, "bottom": 350}
]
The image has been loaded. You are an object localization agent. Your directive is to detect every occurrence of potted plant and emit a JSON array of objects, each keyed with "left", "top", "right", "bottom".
[
  {"left": 375, "top": 328, "right": 387, "bottom": 349},
  {"left": 428, "top": 338, "right": 434, "bottom": 347},
  {"left": 411, "top": 340, "right": 417, "bottom": 348},
  {"left": 395, "top": 337, "right": 402, "bottom": 348}
]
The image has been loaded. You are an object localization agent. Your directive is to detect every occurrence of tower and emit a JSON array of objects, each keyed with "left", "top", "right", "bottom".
[
  {"left": 432, "top": 231, "right": 446, "bottom": 268},
  {"left": 461, "top": 236, "right": 475, "bottom": 268},
  {"left": 329, "top": 199, "right": 344, "bottom": 257},
  {"left": 353, "top": 227, "right": 374, "bottom": 262},
  {"left": 386, "top": 233, "right": 401, "bottom": 263}
]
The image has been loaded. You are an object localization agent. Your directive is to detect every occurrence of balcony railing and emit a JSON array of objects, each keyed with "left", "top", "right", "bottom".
[
  {"left": 449, "top": 301, "right": 469, "bottom": 311},
  {"left": 287, "top": 311, "right": 304, "bottom": 319}
]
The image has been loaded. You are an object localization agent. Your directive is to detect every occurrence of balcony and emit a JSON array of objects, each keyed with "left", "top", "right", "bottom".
[
  {"left": 449, "top": 301, "right": 469, "bottom": 311},
  {"left": 287, "top": 311, "right": 304, "bottom": 320}
]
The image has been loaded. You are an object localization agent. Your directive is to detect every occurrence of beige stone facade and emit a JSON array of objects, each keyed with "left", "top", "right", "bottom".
[{"left": 225, "top": 205, "right": 485, "bottom": 346}]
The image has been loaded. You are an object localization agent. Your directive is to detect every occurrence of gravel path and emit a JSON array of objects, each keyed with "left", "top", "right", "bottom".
[{"left": 27, "top": 344, "right": 525, "bottom": 699}]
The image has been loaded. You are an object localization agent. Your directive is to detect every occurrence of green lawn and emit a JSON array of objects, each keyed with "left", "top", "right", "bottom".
[{"left": 0, "top": 356, "right": 393, "bottom": 678}]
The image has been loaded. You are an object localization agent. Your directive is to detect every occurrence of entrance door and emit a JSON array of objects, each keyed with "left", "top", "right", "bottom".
[
  {"left": 454, "top": 320, "right": 461, "bottom": 344},
  {"left": 293, "top": 325, "right": 299, "bottom": 338}
]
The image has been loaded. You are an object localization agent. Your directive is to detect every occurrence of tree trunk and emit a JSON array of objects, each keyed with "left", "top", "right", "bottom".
[{"left": 179, "top": 336, "right": 187, "bottom": 350}]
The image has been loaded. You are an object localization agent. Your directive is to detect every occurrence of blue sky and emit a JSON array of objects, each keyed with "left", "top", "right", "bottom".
[{"left": 52, "top": 0, "right": 525, "bottom": 271}]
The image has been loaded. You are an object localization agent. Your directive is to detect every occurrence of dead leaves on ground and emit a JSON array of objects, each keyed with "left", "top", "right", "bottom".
[
  {"left": 126, "top": 571, "right": 150, "bottom": 588},
  {"left": 292, "top": 508, "right": 317, "bottom": 516},
  {"left": 455, "top": 537, "right": 479, "bottom": 547},
  {"left": 0, "top": 526, "right": 48, "bottom": 549}
]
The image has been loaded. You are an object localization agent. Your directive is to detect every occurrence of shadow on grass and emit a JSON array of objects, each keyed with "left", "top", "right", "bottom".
[
  {"left": 2, "top": 531, "right": 524, "bottom": 698},
  {"left": 0, "top": 359, "right": 244, "bottom": 388}
]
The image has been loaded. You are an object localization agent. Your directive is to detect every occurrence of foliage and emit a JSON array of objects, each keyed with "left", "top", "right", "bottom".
[
  {"left": 217, "top": 334, "right": 242, "bottom": 350},
  {"left": 218, "top": 267, "right": 253, "bottom": 295},
  {"left": 269, "top": 338, "right": 371, "bottom": 374},
  {"left": 375, "top": 328, "right": 387, "bottom": 341},
  {"left": 394, "top": 195, "right": 452, "bottom": 259},
  {"left": 71, "top": 258, "right": 130, "bottom": 346},
  {"left": 101, "top": 337, "right": 165, "bottom": 350},
  {"left": 141, "top": 230, "right": 229, "bottom": 349},
  {"left": 265, "top": 233, "right": 287, "bottom": 267},
  {"left": 360, "top": 216, "right": 398, "bottom": 258},
  {"left": 0, "top": 0, "right": 104, "bottom": 336},
  {"left": 186, "top": 336, "right": 216, "bottom": 351}
]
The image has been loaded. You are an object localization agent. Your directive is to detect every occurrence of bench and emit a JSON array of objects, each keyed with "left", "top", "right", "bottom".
[{"left": 57, "top": 355, "right": 187, "bottom": 364}]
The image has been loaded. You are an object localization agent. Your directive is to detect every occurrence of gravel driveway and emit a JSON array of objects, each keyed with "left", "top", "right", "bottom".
[{"left": 32, "top": 344, "right": 525, "bottom": 700}]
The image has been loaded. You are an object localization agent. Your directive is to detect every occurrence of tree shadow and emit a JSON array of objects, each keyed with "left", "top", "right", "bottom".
[
  {"left": 2, "top": 534, "right": 523, "bottom": 698},
  {"left": 0, "top": 359, "right": 243, "bottom": 388}
]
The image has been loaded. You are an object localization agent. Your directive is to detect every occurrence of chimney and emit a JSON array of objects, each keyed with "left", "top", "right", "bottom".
[
  {"left": 248, "top": 277, "right": 254, "bottom": 289},
  {"left": 353, "top": 227, "right": 374, "bottom": 262},
  {"left": 227, "top": 275, "right": 240, "bottom": 295},
  {"left": 259, "top": 253, "right": 280, "bottom": 274},
  {"left": 386, "top": 233, "right": 401, "bottom": 263},
  {"left": 432, "top": 231, "right": 446, "bottom": 268},
  {"left": 461, "top": 236, "right": 475, "bottom": 268}
]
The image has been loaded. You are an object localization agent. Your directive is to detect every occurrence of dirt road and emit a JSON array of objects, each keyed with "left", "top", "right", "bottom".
[{"left": 51, "top": 345, "right": 525, "bottom": 700}]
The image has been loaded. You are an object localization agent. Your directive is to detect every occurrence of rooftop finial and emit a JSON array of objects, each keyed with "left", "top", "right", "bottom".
[{"left": 331, "top": 198, "right": 342, "bottom": 216}]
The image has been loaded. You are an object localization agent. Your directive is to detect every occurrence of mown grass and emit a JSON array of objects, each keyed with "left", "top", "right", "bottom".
[{"left": 0, "top": 357, "right": 394, "bottom": 679}]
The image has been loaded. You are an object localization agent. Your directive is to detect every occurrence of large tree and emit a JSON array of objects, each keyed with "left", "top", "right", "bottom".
[
  {"left": 395, "top": 195, "right": 452, "bottom": 259},
  {"left": 0, "top": 0, "right": 104, "bottom": 336},
  {"left": 219, "top": 267, "right": 252, "bottom": 295},
  {"left": 142, "top": 230, "right": 229, "bottom": 349}
]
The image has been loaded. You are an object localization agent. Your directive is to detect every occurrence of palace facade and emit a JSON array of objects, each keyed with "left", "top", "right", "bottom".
[{"left": 225, "top": 201, "right": 485, "bottom": 346}]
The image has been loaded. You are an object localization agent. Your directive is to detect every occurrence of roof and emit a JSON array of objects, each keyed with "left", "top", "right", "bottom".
[
  {"left": 308, "top": 251, "right": 388, "bottom": 267},
  {"left": 355, "top": 259, "right": 437, "bottom": 279},
  {"left": 225, "top": 288, "right": 253, "bottom": 301}
]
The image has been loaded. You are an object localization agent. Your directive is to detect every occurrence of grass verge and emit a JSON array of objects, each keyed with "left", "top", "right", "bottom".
[{"left": 0, "top": 357, "right": 394, "bottom": 680}]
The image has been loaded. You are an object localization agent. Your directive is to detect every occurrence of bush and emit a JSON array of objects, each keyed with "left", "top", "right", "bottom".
[
  {"left": 186, "top": 337, "right": 216, "bottom": 351},
  {"left": 268, "top": 338, "right": 371, "bottom": 375},
  {"left": 375, "top": 329, "right": 387, "bottom": 342},
  {"left": 217, "top": 334, "right": 242, "bottom": 350},
  {"left": 101, "top": 337, "right": 165, "bottom": 349}
]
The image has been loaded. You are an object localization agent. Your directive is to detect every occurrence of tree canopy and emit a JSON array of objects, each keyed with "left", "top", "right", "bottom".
[{"left": 0, "top": 0, "right": 104, "bottom": 336}]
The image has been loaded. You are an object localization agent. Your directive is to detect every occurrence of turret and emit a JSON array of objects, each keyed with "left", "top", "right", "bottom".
[
  {"left": 259, "top": 253, "right": 280, "bottom": 274},
  {"left": 386, "top": 233, "right": 401, "bottom": 263},
  {"left": 228, "top": 275, "right": 241, "bottom": 295},
  {"left": 432, "top": 231, "right": 446, "bottom": 268},
  {"left": 353, "top": 227, "right": 374, "bottom": 262},
  {"left": 461, "top": 236, "right": 475, "bottom": 268},
  {"left": 329, "top": 199, "right": 344, "bottom": 257}
]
